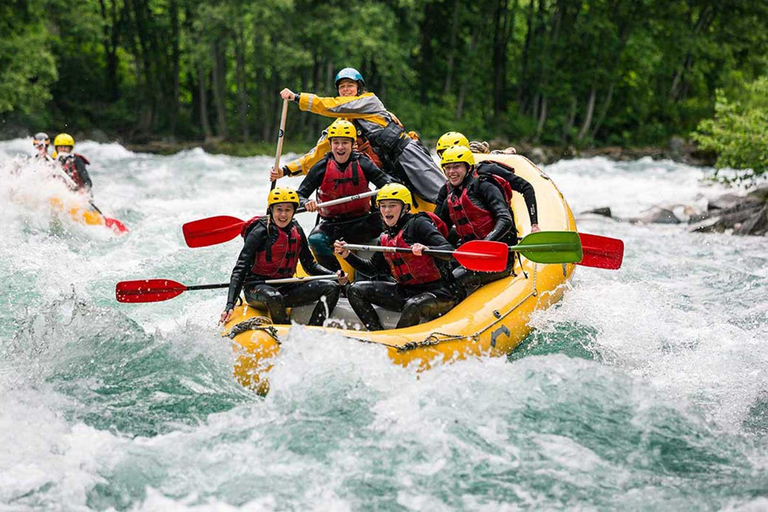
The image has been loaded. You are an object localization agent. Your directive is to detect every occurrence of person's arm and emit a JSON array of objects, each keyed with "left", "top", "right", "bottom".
[
  {"left": 476, "top": 181, "right": 513, "bottom": 242},
  {"left": 297, "top": 92, "right": 385, "bottom": 120},
  {"left": 74, "top": 157, "right": 93, "bottom": 190},
  {"left": 283, "top": 137, "right": 331, "bottom": 177},
  {"left": 434, "top": 184, "right": 448, "bottom": 211},
  {"left": 434, "top": 185, "right": 451, "bottom": 227},
  {"left": 297, "top": 227, "right": 335, "bottom": 276},
  {"left": 507, "top": 174, "right": 539, "bottom": 226},
  {"left": 478, "top": 161, "right": 515, "bottom": 182},
  {"left": 410, "top": 216, "right": 454, "bottom": 260},
  {"left": 358, "top": 155, "right": 393, "bottom": 188},
  {"left": 225, "top": 223, "right": 267, "bottom": 310},
  {"left": 296, "top": 159, "right": 328, "bottom": 207}
]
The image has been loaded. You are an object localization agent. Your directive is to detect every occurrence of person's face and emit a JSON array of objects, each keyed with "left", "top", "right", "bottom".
[
  {"left": 443, "top": 162, "right": 470, "bottom": 187},
  {"left": 337, "top": 79, "right": 358, "bottom": 97},
  {"left": 271, "top": 203, "right": 295, "bottom": 228},
  {"left": 331, "top": 138, "right": 353, "bottom": 163},
  {"left": 36, "top": 144, "right": 48, "bottom": 156},
  {"left": 57, "top": 145, "right": 73, "bottom": 154},
  {"left": 378, "top": 199, "right": 405, "bottom": 227}
]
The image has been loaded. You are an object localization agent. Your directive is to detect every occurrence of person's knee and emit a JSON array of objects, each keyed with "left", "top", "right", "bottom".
[
  {"left": 347, "top": 283, "right": 365, "bottom": 302},
  {"left": 403, "top": 295, "right": 431, "bottom": 318},
  {"left": 308, "top": 231, "right": 333, "bottom": 255},
  {"left": 259, "top": 288, "right": 284, "bottom": 308},
  {"left": 320, "top": 282, "right": 341, "bottom": 301}
]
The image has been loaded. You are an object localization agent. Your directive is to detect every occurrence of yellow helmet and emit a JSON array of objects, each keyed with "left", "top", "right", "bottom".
[
  {"left": 327, "top": 119, "right": 357, "bottom": 140},
  {"left": 54, "top": 133, "right": 75, "bottom": 147},
  {"left": 376, "top": 183, "right": 413, "bottom": 209},
  {"left": 267, "top": 187, "right": 300, "bottom": 209},
  {"left": 436, "top": 131, "right": 469, "bottom": 155},
  {"left": 440, "top": 145, "right": 475, "bottom": 169}
]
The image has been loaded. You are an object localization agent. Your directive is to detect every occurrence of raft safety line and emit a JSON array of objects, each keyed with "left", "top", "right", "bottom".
[
  {"left": 390, "top": 263, "right": 540, "bottom": 353},
  {"left": 225, "top": 263, "right": 543, "bottom": 353},
  {"left": 227, "top": 316, "right": 280, "bottom": 343}
]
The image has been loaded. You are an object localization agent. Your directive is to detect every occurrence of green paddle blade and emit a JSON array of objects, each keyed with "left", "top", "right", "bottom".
[{"left": 513, "top": 231, "right": 583, "bottom": 264}]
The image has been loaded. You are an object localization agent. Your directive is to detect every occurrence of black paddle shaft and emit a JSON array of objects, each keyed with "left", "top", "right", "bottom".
[{"left": 186, "top": 283, "right": 230, "bottom": 291}]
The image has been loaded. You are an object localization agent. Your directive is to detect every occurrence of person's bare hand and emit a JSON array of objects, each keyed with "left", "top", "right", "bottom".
[
  {"left": 280, "top": 88, "right": 296, "bottom": 101},
  {"left": 269, "top": 166, "right": 283, "bottom": 182},
  {"left": 305, "top": 200, "right": 317, "bottom": 212},
  {"left": 411, "top": 243, "right": 427, "bottom": 256},
  {"left": 334, "top": 240, "right": 350, "bottom": 258}
]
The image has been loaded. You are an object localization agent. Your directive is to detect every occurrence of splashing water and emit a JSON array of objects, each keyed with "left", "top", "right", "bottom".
[{"left": 1, "top": 140, "right": 766, "bottom": 510}]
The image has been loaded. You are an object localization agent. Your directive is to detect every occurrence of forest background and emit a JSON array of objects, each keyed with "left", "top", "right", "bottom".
[{"left": 2, "top": 0, "right": 767, "bottom": 158}]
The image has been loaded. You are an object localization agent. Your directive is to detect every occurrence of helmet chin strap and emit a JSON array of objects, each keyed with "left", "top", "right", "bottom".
[{"left": 396, "top": 203, "right": 411, "bottom": 225}]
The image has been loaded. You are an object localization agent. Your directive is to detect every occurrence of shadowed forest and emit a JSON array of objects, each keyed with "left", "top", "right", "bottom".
[{"left": 2, "top": 0, "right": 767, "bottom": 149}]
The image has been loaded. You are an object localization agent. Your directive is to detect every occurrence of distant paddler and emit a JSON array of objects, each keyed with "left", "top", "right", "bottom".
[
  {"left": 33, "top": 132, "right": 52, "bottom": 162},
  {"left": 53, "top": 133, "right": 93, "bottom": 196},
  {"left": 270, "top": 67, "right": 445, "bottom": 205}
]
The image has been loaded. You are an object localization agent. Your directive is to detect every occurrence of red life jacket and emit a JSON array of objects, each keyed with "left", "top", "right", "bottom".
[
  {"left": 447, "top": 171, "right": 511, "bottom": 241},
  {"left": 250, "top": 220, "right": 301, "bottom": 278},
  {"left": 317, "top": 154, "right": 371, "bottom": 219},
  {"left": 418, "top": 211, "right": 449, "bottom": 238},
  {"left": 61, "top": 153, "right": 90, "bottom": 189},
  {"left": 380, "top": 216, "right": 443, "bottom": 285}
]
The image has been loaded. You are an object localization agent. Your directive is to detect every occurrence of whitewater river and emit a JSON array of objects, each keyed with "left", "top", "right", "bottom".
[{"left": 1, "top": 139, "right": 766, "bottom": 510}]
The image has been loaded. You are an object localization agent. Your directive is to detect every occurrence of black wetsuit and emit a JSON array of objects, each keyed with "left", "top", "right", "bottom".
[
  {"left": 225, "top": 219, "right": 340, "bottom": 325},
  {"left": 343, "top": 213, "right": 464, "bottom": 331},
  {"left": 434, "top": 161, "right": 538, "bottom": 230},
  {"left": 297, "top": 151, "right": 392, "bottom": 272},
  {"left": 435, "top": 164, "right": 538, "bottom": 294}
]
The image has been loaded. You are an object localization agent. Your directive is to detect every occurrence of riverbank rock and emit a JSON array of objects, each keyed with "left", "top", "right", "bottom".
[
  {"left": 631, "top": 206, "right": 681, "bottom": 224},
  {"left": 689, "top": 186, "right": 768, "bottom": 236},
  {"left": 505, "top": 138, "right": 716, "bottom": 166},
  {"left": 581, "top": 207, "right": 613, "bottom": 218}
]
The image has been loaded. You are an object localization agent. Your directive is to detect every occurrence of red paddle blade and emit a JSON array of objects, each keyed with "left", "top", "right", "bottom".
[
  {"left": 578, "top": 233, "right": 624, "bottom": 270},
  {"left": 104, "top": 217, "right": 129, "bottom": 235},
  {"left": 183, "top": 215, "right": 244, "bottom": 248},
  {"left": 453, "top": 240, "right": 509, "bottom": 272},
  {"left": 116, "top": 279, "right": 188, "bottom": 303}
]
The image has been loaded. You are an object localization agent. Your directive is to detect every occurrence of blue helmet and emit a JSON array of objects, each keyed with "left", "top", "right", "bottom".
[{"left": 335, "top": 67, "right": 365, "bottom": 88}]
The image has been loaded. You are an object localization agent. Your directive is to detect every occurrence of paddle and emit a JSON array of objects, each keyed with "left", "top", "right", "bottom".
[
  {"left": 578, "top": 233, "right": 624, "bottom": 269},
  {"left": 342, "top": 239, "right": 510, "bottom": 273},
  {"left": 270, "top": 99, "right": 289, "bottom": 192},
  {"left": 182, "top": 190, "right": 380, "bottom": 248},
  {"left": 116, "top": 274, "right": 339, "bottom": 303},
  {"left": 509, "top": 231, "right": 583, "bottom": 264},
  {"left": 89, "top": 203, "right": 129, "bottom": 234}
]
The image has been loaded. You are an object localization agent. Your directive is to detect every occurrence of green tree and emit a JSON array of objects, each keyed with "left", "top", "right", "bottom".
[
  {"left": 0, "top": 1, "right": 57, "bottom": 115},
  {"left": 693, "top": 76, "right": 768, "bottom": 185}
]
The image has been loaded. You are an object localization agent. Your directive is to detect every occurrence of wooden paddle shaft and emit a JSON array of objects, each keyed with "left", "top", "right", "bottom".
[
  {"left": 271, "top": 99, "right": 290, "bottom": 191},
  {"left": 296, "top": 190, "right": 379, "bottom": 213}
]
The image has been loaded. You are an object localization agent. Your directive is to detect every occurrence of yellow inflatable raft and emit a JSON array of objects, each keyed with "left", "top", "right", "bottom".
[
  {"left": 50, "top": 196, "right": 129, "bottom": 235},
  {"left": 223, "top": 154, "right": 577, "bottom": 394}
]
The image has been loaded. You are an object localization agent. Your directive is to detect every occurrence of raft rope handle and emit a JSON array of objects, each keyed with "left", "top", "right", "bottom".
[{"left": 226, "top": 316, "right": 280, "bottom": 343}]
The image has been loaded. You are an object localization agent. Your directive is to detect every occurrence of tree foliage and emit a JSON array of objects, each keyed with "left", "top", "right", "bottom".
[
  {"left": 693, "top": 77, "right": 768, "bottom": 185},
  {"left": 0, "top": 0, "right": 766, "bottom": 148}
]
